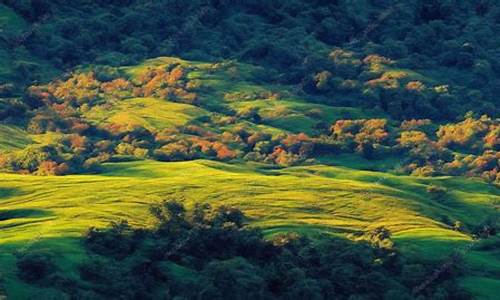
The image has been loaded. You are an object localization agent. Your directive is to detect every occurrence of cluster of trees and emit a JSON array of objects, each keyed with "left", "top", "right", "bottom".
[
  {"left": 135, "top": 65, "right": 198, "bottom": 105},
  {"left": 0, "top": 97, "right": 27, "bottom": 123},
  {"left": 28, "top": 64, "right": 198, "bottom": 113},
  {"left": 144, "top": 125, "right": 314, "bottom": 166},
  {"left": 328, "top": 118, "right": 392, "bottom": 158},
  {"left": 301, "top": 49, "right": 499, "bottom": 120},
  {"left": 323, "top": 115, "right": 500, "bottom": 183},
  {"left": 396, "top": 115, "right": 499, "bottom": 181},
  {"left": 3, "top": 103, "right": 498, "bottom": 183},
  {"left": 16, "top": 200, "right": 469, "bottom": 299},
  {"left": 242, "top": 132, "right": 315, "bottom": 166},
  {"left": 2, "top": 0, "right": 356, "bottom": 67},
  {"left": 152, "top": 127, "right": 238, "bottom": 162},
  {"left": 0, "top": 64, "right": 205, "bottom": 175},
  {"left": 0, "top": 134, "right": 106, "bottom": 175}
]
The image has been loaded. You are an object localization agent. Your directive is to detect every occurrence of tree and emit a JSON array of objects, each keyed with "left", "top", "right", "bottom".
[
  {"left": 17, "top": 253, "right": 56, "bottom": 283},
  {"left": 238, "top": 107, "right": 262, "bottom": 123},
  {"left": 13, "top": 145, "right": 55, "bottom": 172},
  {"left": 202, "top": 258, "right": 266, "bottom": 299}
]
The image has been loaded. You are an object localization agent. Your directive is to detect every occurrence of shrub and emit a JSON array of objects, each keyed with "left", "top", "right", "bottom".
[
  {"left": 427, "top": 185, "right": 448, "bottom": 199},
  {"left": 12, "top": 145, "right": 56, "bottom": 172},
  {"left": 153, "top": 141, "right": 194, "bottom": 161},
  {"left": 36, "top": 160, "right": 63, "bottom": 176},
  {"left": 17, "top": 253, "right": 56, "bottom": 283},
  {"left": 237, "top": 107, "right": 262, "bottom": 123}
]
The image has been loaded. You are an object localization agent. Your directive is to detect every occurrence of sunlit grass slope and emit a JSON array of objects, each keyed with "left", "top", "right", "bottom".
[
  {"left": 84, "top": 97, "right": 210, "bottom": 131},
  {"left": 119, "top": 57, "right": 385, "bottom": 135},
  {"left": 0, "top": 159, "right": 499, "bottom": 298}
]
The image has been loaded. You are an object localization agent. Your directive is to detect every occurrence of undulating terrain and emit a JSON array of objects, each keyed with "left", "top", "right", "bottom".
[{"left": 0, "top": 1, "right": 499, "bottom": 299}]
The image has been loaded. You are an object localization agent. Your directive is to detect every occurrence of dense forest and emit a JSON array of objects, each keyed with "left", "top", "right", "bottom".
[
  {"left": 1, "top": 0, "right": 500, "bottom": 118},
  {"left": 0, "top": 0, "right": 499, "bottom": 299}
]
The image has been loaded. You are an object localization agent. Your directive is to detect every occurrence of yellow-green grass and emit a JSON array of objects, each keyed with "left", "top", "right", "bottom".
[
  {"left": 84, "top": 97, "right": 209, "bottom": 131},
  {"left": 0, "top": 159, "right": 499, "bottom": 297},
  {"left": 0, "top": 125, "right": 72, "bottom": 155},
  {"left": 380, "top": 68, "right": 433, "bottom": 83},
  {"left": 122, "top": 56, "right": 211, "bottom": 81},
  {"left": 229, "top": 99, "right": 384, "bottom": 134}
]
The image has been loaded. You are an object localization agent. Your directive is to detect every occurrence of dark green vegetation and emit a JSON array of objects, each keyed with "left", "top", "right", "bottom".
[
  {"left": 0, "top": 0, "right": 499, "bottom": 299},
  {"left": 1, "top": 0, "right": 500, "bottom": 119},
  {"left": 16, "top": 200, "right": 469, "bottom": 299}
]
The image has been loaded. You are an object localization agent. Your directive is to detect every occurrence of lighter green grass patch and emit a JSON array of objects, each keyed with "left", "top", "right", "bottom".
[{"left": 84, "top": 97, "right": 209, "bottom": 131}]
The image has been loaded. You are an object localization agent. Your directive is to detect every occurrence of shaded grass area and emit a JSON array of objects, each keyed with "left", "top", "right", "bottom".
[
  {"left": 0, "top": 159, "right": 499, "bottom": 297},
  {"left": 0, "top": 125, "right": 33, "bottom": 151},
  {"left": 318, "top": 153, "right": 405, "bottom": 172}
]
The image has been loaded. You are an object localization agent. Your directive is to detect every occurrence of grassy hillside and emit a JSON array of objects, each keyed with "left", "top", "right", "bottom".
[
  {"left": 84, "top": 97, "right": 209, "bottom": 131},
  {"left": 0, "top": 56, "right": 498, "bottom": 299},
  {"left": 0, "top": 125, "right": 32, "bottom": 151},
  {"left": 0, "top": 0, "right": 499, "bottom": 298},
  {"left": 0, "top": 159, "right": 499, "bottom": 298}
]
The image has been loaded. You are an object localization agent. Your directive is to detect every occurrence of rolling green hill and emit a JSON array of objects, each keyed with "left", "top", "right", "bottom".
[
  {"left": 0, "top": 55, "right": 499, "bottom": 298},
  {"left": 0, "top": 0, "right": 500, "bottom": 298},
  {"left": 0, "top": 159, "right": 499, "bottom": 298}
]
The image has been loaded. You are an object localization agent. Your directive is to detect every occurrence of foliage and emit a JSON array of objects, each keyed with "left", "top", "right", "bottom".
[
  {"left": 16, "top": 252, "right": 57, "bottom": 284},
  {"left": 49, "top": 200, "right": 468, "bottom": 299}
]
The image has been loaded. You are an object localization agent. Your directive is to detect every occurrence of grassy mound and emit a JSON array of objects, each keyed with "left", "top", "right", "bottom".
[{"left": 84, "top": 97, "right": 209, "bottom": 131}]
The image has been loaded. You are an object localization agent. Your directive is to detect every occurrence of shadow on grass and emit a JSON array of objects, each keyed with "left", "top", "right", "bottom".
[
  {"left": 0, "top": 209, "right": 53, "bottom": 221},
  {"left": 0, "top": 187, "right": 25, "bottom": 200}
]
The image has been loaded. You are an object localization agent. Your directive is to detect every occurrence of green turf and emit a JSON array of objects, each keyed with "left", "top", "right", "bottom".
[
  {"left": 0, "top": 124, "right": 32, "bottom": 151},
  {"left": 229, "top": 99, "right": 383, "bottom": 134},
  {"left": 461, "top": 277, "right": 500, "bottom": 300},
  {"left": 84, "top": 97, "right": 210, "bottom": 131},
  {"left": 0, "top": 159, "right": 499, "bottom": 297}
]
